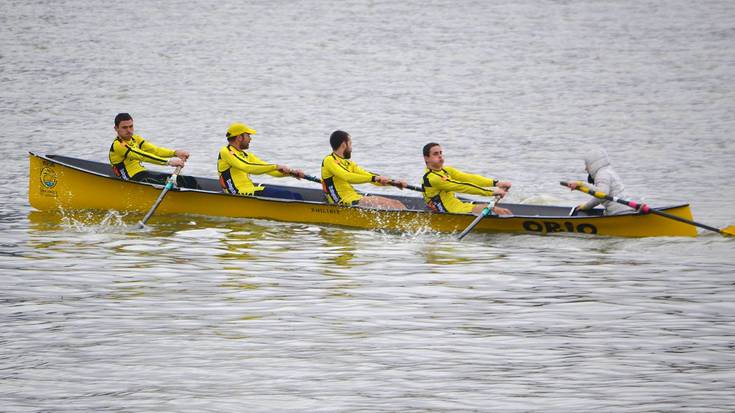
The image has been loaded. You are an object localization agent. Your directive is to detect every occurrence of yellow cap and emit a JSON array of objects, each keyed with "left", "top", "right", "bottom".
[{"left": 226, "top": 122, "right": 256, "bottom": 138}]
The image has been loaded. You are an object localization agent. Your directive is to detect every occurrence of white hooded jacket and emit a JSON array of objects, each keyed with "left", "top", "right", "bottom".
[{"left": 581, "top": 148, "right": 631, "bottom": 215}]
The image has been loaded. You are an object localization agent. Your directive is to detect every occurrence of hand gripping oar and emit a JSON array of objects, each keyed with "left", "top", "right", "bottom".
[
  {"left": 457, "top": 197, "right": 500, "bottom": 240},
  {"left": 561, "top": 181, "right": 735, "bottom": 237},
  {"left": 138, "top": 166, "right": 183, "bottom": 228}
]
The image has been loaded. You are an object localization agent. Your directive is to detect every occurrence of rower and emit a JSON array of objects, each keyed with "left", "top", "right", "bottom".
[
  {"left": 421, "top": 142, "right": 512, "bottom": 215},
  {"left": 217, "top": 122, "right": 304, "bottom": 199},
  {"left": 321, "top": 130, "right": 407, "bottom": 210},
  {"left": 109, "top": 112, "right": 199, "bottom": 189}
]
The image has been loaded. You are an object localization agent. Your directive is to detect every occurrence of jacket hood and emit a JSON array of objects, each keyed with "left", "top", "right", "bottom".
[{"left": 584, "top": 147, "right": 611, "bottom": 177}]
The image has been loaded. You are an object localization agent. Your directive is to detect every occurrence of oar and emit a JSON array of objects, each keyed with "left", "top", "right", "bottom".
[
  {"left": 138, "top": 166, "right": 182, "bottom": 228},
  {"left": 300, "top": 174, "right": 321, "bottom": 184},
  {"left": 457, "top": 197, "right": 500, "bottom": 240},
  {"left": 561, "top": 181, "right": 735, "bottom": 237},
  {"left": 293, "top": 173, "right": 423, "bottom": 192},
  {"left": 387, "top": 180, "right": 423, "bottom": 192}
]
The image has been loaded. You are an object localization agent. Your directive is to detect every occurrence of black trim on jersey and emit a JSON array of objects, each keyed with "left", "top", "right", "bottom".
[
  {"left": 323, "top": 177, "right": 341, "bottom": 204},
  {"left": 430, "top": 169, "right": 487, "bottom": 192},
  {"left": 426, "top": 195, "right": 447, "bottom": 213},
  {"left": 422, "top": 171, "right": 433, "bottom": 189},
  {"left": 219, "top": 168, "right": 239, "bottom": 194}
]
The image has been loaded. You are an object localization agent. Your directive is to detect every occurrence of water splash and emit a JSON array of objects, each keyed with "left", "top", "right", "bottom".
[{"left": 58, "top": 208, "right": 132, "bottom": 232}]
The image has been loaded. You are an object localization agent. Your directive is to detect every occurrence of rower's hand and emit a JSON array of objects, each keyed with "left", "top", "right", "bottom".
[
  {"left": 174, "top": 150, "right": 190, "bottom": 161},
  {"left": 276, "top": 165, "right": 291, "bottom": 174},
  {"left": 290, "top": 169, "right": 305, "bottom": 179},
  {"left": 567, "top": 182, "right": 579, "bottom": 190},
  {"left": 492, "top": 206, "right": 512, "bottom": 216},
  {"left": 168, "top": 158, "right": 185, "bottom": 167},
  {"left": 374, "top": 176, "right": 391, "bottom": 185},
  {"left": 493, "top": 188, "right": 507, "bottom": 199},
  {"left": 496, "top": 180, "right": 512, "bottom": 190},
  {"left": 389, "top": 179, "right": 408, "bottom": 189}
]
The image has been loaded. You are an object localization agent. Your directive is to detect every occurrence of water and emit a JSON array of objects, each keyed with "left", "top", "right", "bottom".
[{"left": 2, "top": 1, "right": 735, "bottom": 411}]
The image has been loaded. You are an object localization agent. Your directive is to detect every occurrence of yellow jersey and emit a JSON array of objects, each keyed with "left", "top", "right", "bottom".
[
  {"left": 217, "top": 144, "right": 285, "bottom": 195},
  {"left": 109, "top": 135, "right": 175, "bottom": 180},
  {"left": 321, "top": 153, "right": 379, "bottom": 205},
  {"left": 422, "top": 166, "right": 498, "bottom": 213}
]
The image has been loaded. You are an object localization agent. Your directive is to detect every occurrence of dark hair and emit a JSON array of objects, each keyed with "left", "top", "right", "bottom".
[
  {"left": 114, "top": 113, "right": 133, "bottom": 127},
  {"left": 423, "top": 142, "right": 440, "bottom": 157},
  {"left": 330, "top": 130, "right": 350, "bottom": 150}
]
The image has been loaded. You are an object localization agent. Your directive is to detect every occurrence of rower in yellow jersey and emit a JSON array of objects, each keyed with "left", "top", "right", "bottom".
[
  {"left": 321, "top": 130, "right": 407, "bottom": 210},
  {"left": 217, "top": 122, "right": 304, "bottom": 199},
  {"left": 108, "top": 112, "right": 199, "bottom": 188},
  {"left": 421, "top": 142, "right": 512, "bottom": 215}
]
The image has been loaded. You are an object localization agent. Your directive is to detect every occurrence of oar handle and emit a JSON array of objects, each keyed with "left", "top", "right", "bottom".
[{"left": 387, "top": 180, "right": 423, "bottom": 192}]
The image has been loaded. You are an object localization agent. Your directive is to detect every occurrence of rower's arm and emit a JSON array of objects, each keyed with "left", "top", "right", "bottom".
[
  {"left": 248, "top": 153, "right": 287, "bottom": 177},
  {"left": 444, "top": 166, "right": 497, "bottom": 187},
  {"left": 119, "top": 139, "right": 170, "bottom": 165},
  {"left": 428, "top": 171, "right": 495, "bottom": 197},
  {"left": 221, "top": 148, "right": 279, "bottom": 175},
  {"left": 324, "top": 157, "right": 375, "bottom": 184},
  {"left": 139, "top": 139, "right": 176, "bottom": 159}
]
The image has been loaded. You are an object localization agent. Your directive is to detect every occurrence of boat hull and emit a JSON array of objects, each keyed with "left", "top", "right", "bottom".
[{"left": 29, "top": 153, "right": 698, "bottom": 237}]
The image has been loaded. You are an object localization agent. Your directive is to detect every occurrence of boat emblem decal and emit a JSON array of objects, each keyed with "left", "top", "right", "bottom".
[{"left": 40, "top": 167, "right": 58, "bottom": 189}]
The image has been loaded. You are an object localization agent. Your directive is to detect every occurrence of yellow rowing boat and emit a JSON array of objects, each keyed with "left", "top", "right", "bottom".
[{"left": 28, "top": 153, "right": 698, "bottom": 237}]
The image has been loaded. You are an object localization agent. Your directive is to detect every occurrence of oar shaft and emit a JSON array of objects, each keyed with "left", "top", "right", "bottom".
[
  {"left": 296, "top": 173, "right": 423, "bottom": 192},
  {"left": 139, "top": 166, "right": 182, "bottom": 227},
  {"left": 560, "top": 181, "right": 724, "bottom": 235},
  {"left": 388, "top": 180, "right": 422, "bottom": 192},
  {"left": 302, "top": 174, "right": 321, "bottom": 184},
  {"left": 647, "top": 207, "right": 723, "bottom": 233},
  {"left": 457, "top": 206, "right": 491, "bottom": 240},
  {"left": 457, "top": 197, "right": 500, "bottom": 240}
]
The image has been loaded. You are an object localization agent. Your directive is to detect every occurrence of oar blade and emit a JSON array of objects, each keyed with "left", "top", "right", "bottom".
[{"left": 720, "top": 225, "right": 735, "bottom": 237}]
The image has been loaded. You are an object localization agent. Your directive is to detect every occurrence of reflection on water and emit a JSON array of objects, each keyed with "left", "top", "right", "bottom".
[
  {"left": 318, "top": 227, "right": 357, "bottom": 269},
  {"left": 421, "top": 244, "right": 474, "bottom": 266}
]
